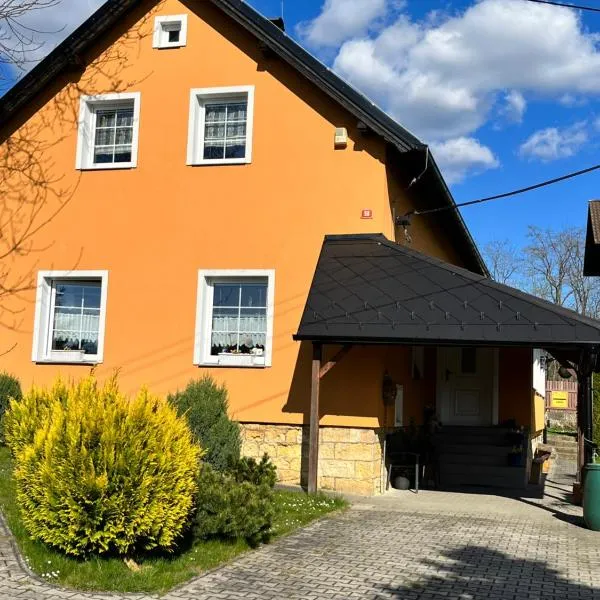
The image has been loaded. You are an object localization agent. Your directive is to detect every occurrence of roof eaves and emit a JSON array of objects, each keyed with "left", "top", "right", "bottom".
[
  {"left": 212, "top": 0, "right": 423, "bottom": 152},
  {"left": 0, "top": 0, "right": 139, "bottom": 124}
]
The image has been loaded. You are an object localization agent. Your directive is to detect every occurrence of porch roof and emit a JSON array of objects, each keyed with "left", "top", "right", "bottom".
[{"left": 294, "top": 234, "right": 600, "bottom": 351}]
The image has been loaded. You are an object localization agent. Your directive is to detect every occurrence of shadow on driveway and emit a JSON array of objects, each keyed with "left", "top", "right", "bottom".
[{"left": 374, "top": 545, "right": 598, "bottom": 600}]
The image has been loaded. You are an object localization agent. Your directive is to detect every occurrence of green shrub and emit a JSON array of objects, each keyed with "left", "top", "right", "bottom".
[
  {"left": 0, "top": 372, "right": 21, "bottom": 445},
  {"left": 194, "top": 463, "right": 274, "bottom": 547},
  {"left": 7, "top": 375, "right": 200, "bottom": 557},
  {"left": 168, "top": 376, "right": 240, "bottom": 472},
  {"left": 3, "top": 379, "right": 55, "bottom": 454},
  {"left": 229, "top": 454, "right": 277, "bottom": 488}
]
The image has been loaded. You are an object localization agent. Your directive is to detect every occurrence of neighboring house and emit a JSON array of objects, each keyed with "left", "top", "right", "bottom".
[
  {"left": 0, "top": 0, "right": 598, "bottom": 496},
  {"left": 584, "top": 200, "right": 600, "bottom": 275}
]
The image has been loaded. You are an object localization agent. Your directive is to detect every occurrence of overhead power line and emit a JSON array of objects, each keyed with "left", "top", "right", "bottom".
[
  {"left": 410, "top": 162, "right": 600, "bottom": 217},
  {"left": 524, "top": 0, "right": 600, "bottom": 13}
]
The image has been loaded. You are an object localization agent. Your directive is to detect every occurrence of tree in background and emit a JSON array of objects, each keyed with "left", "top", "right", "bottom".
[
  {"left": 482, "top": 239, "right": 522, "bottom": 286},
  {"left": 0, "top": 0, "right": 60, "bottom": 92},
  {"left": 484, "top": 225, "right": 600, "bottom": 319}
]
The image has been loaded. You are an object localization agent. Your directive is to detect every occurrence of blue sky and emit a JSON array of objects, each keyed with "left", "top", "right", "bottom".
[{"left": 10, "top": 0, "right": 600, "bottom": 250}]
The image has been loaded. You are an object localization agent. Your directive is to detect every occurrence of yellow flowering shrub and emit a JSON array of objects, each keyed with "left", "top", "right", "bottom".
[{"left": 6, "top": 376, "right": 200, "bottom": 556}]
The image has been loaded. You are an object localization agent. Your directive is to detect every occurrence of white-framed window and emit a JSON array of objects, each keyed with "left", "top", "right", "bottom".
[
  {"left": 187, "top": 86, "right": 255, "bottom": 166},
  {"left": 153, "top": 14, "right": 188, "bottom": 48},
  {"left": 75, "top": 92, "right": 141, "bottom": 170},
  {"left": 194, "top": 269, "right": 274, "bottom": 367},
  {"left": 31, "top": 271, "right": 109, "bottom": 364}
]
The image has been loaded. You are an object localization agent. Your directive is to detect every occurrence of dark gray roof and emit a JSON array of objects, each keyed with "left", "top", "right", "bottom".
[
  {"left": 0, "top": 0, "right": 487, "bottom": 276},
  {"left": 584, "top": 200, "right": 600, "bottom": 275},
  {"left": 295, "top": 234, "right": 600, "bottom": 348}
]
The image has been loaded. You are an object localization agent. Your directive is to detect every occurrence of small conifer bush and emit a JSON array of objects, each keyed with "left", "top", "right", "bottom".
[
  {"left": 7, "top": 376, "right": 200, "bottom": 557},
  {"left": 0, "top": 372, "right": 21, "bottom": 445},
  {"left": 229, "top": 454, "right": 277, "bottom": 488},
  {"left": 168, "top": 376, "right": 240, "bottom": 471},
  {"left": 194, "top": 461, "right": 275, "bottom": 547}
]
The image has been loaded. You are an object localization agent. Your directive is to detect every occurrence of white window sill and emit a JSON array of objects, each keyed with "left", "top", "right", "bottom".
[
  {"left": 35, "top": 351, "right": 101, "bottom": 365},
  {"left": 198, "top": 354, "right": 268, "bottom": 368},
  {"left": 157, "top": 42, "right": 185, "bottom": 49},
  {"left": 188, "top": 158, "right": 251, "bottom": 166},
  {"left": 35, "top": 358, "right": 101, "bottom": 365},
  {"left": 79, "top": 162, "right": 137, "bottom": 171}
]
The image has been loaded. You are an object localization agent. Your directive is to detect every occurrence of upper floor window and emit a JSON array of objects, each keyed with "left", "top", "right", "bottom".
[
  {"left": 76, "top": 93, "right": 141, "bottom": 170},
  {"left": 153, "top": 15, "right": 188, "bottom": 49},
  {"left": 32, "top": 271, "right": 109, "bottom": 364},
  {"left": 187, "top": 86, "right": 255, "bottom": 166},
  {"left": 194, "top": 269, "right": 274, "bottom": 367}
]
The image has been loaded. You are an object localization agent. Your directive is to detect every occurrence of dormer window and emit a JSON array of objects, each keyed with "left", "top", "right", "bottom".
[{"left": 153, "top": 15, "right": 188, "bottom": 49}]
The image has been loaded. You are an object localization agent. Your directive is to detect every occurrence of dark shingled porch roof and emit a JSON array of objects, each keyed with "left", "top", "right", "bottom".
[{"left": 294, "top": 234, "right": 600, "bottom": 350}]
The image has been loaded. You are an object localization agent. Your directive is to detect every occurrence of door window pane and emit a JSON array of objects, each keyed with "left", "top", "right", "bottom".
[{"left": 460, "top": 347, "right": 477, "bottom": 374}]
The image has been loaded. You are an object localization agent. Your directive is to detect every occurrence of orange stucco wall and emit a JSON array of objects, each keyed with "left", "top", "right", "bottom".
[
  {"left": 0, "top": 0, "right": 475, "bottom": 429},
  {"left": 532, "top": 392, "right": 545, "bottom": 435},
  {"left": 498, "top": 347, "right": 533, "bottom": 428}
]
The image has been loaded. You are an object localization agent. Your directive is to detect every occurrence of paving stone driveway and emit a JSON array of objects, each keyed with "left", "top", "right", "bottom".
[{"left": 2, "top": 460, "right": 600, "bottom": 600}]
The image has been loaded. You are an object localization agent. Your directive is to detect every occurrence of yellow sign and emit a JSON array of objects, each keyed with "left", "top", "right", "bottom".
[{"left": 551, "top": 391, "right": 568, "bottom": 409}]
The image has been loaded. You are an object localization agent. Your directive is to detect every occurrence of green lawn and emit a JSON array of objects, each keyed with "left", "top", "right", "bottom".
[{"left": 0, "top": 447, "right": 346, "bottom": 594}]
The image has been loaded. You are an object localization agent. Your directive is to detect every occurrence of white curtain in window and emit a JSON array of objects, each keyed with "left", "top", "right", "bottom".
[
  {"left": 211, "top": 313, "right": 267, "bottom": 347},
  {"left": 52, "top": 310, "right": 100, "bottom": 339}
]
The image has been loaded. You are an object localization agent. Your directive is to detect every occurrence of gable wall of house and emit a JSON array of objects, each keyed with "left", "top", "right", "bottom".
[{"left": 0, "top": 0, "right": 480, "bottom": 446}]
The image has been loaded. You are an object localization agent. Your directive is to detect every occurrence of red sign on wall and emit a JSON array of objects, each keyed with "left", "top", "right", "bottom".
[{"left": 361, "top": 209, "right": 373, "bottom": 219}]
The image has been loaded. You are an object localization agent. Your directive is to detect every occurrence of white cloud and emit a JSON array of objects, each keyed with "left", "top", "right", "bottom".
[
  {"left": 315, "top": 0, "right": 600, "bottom": 144},
  {"left": 518, "top": 122, "right": 588, "bottom": 161},
  {"left": 296, "top": 0, "right": 387, "bottom": 48},
  {"left": 430, "top": 137, "right": 499, "bottom": 184},
  {"left": 501, "top": 90, "right": 526, "bottom": 123}
]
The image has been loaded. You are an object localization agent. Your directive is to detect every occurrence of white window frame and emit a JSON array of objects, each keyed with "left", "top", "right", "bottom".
[
  {"left": 75, "top": 92, "right": 141, "bottom": 170},
  {"left": 31, "top": 270, "right": 109, "bottom": 364},
  {"left": 186, "top": 86, "right": 255, "bottom": 166},
  {"left": 194, "top": 269, "right": 275, "bottom": 368},
  {"left": 153, "top": 14, "right": 188, "bottom": 49}
]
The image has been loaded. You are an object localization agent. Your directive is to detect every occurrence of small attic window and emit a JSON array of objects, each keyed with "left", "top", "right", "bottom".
[{"left": 153, "top": 15, "right": 187, "bottom": 49}]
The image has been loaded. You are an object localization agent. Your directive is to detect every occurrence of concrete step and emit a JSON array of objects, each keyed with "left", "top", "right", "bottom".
[
  {"left": 549, "top": 438, "right": 577, "bottom": 445},
  {"left": 440, "top": 463, "right": 527, "bottom": 489},
  {"left": 555, "top": 451, "right": 578, "bottom": 459},
  {"left": 441, "top": 426, "right": 512, "bottom": 434},
  {"left": 547, "top": 435, "right": 577, "bottom": 445},
  {"left": 436, "top": 443, "right": 511, "bottom": 456},
  {"left": 435, "top": 433, "right": 513, "bottom": 446},
  {"left": 439, "top": 453, "right": 510, "bottom": 467}
]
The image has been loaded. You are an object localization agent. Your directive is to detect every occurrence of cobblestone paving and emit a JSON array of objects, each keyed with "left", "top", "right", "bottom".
[{"left": 1, "top": 460, "right": 600, "bottom": 600}]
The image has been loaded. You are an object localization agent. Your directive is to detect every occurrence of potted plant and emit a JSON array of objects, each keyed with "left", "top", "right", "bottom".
[{"left": 507, "top": 445, "right": 524, "bottom": 467}]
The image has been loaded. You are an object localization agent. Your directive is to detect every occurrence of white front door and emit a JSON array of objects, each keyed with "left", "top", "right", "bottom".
[{"left": 437, "top": 347, "right": 495, "bottom": 426}]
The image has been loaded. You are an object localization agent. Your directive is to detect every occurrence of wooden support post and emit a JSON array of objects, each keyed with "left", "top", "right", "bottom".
[
  {"left": 319, "top": 344, "right": 352, "bottom": 379},
  {"left": 308, "top": 342, "right": 322, "bottom": 494}
]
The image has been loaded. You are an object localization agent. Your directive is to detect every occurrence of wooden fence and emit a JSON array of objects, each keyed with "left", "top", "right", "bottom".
[{"left": 545, "top": 380, "right": 577, "bottom": 411}]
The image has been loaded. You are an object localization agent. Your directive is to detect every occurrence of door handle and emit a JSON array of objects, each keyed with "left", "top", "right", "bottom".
[{"left": 445, "top": 369, "right": 452, "bottom": 382}]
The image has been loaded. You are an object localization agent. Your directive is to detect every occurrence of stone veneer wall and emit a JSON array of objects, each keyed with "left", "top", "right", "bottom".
[{"left": 240, "top": 423, "right": 385, "bottom": 496}]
